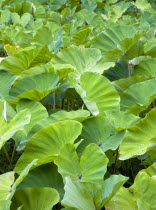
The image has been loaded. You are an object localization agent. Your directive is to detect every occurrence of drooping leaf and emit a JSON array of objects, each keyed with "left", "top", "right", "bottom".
[
  {"left": 121, "top": 78, "right": 156, "bottom": 114},
  {"left": 13, "top": 100, "right": 48, "bottom": 145},
  {"left": 62, "top": 177, "right": 100, "bottom": 210},
  {"left": 102, "top": 175, "right": 129, "bottom": 205},
  {"left": 133, "top": 58, "right": 156, "bottom": 77},
  {"left": 14, "top": 120, "right": 82, "bottom": 173},
  {"left": 113, "top": 75, "right": 149, "bottom": 95},
  {"left": 51, "top": 46, "right": 106, "bottom": 82},
  {"left": 11, "top": 188, "right": 59, "bottom": 210},
  {"left": 130, "top": 171, "right": 156, "bottom": 209},
  {"left": 0, "top": 71, "right": 16, "bottom": 99},
  {"left": 8, "top": 73, "right": 59, "bottom": 104},
  {"left": 119, "top": 107, "right": 156, "bottom": 160},
  {"left": 0, "top": 200, "right": 11, "bottom": 210},
  {"left": 142, "top": 162, "right": 156, "bottom": 177},
  {"left": 0, "top": 47, "right": 52, "bottom": 75},
  {"left": 55, "top": 143, "right": 108, "bottom": 183},
  {"left": 74, "top": 72, "right": 120, "bottom": 115},
  {"left": 0, "top": 100, "right": 31, "bottom": 149},
  {"left": 0, "top": 172, "right": 15, "bottom": 200},
  {"left": 77, "top": 115, "right": 123, "bottom": 153},
  {"left": 16, "top": 163, "right": 64, "bottom": 199},
  {"left": 104, "top": 110, "right": 140, "bottom": 131},
  {"left": 50, "top": 110, "right": 90, "bottom": 122},
  {"left": 105, "top": 187, "right": 138, "bottom": 210},
  {"left": 91, "top": 25, "right": 141, "bottom": 61}
]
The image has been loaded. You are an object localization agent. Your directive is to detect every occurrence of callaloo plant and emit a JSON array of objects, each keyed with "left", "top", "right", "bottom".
[{"left": 0, "top": 0, "right": 156, "bottom": 209}]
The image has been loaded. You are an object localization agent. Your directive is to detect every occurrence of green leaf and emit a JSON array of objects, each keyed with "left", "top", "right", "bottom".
[
  {"left": 103, "top": 59, "right": 129, "bottom": 81},
  {"left": 11, "top": 188, "right": 59, "bottom": 210},
  {"left": 121, "top": 78, "right": 156, "bottom": 114},
  {"left": 119, "top": 107, "right": 156, "bottom": 160},
  {"left": 0, "top": 47, "right": 52, "bottom": 75},
  {"left": 105, "top": 187, "right": 138, "bottom": 210},
  {"left": 16, "top": 163, "right": 64, "bottom": 200},
  {"left": 0, "top": 71, "right": 16, "bottom": 99},
  {"left": 9, "top": 73, "right": 59, "bottom": 104},
  {"left": 130, "top": 172, "right": 156, "bottom": 209},
  {"left": 105, "top": 110, "right": 140, "bottom": 131},
  {"left": 71, "top": 26, "right": 93, "bottom": 46},
  {"left": 113, "top": 75, "right": 149, "bottom": 95},
  {"left": 75, "top": 72, "right": 120, "bottom": 115},
  {"left": 0, "top": 200, "right": 11, "bottom": 210},
  {"left": 91, "top": 25, "right": 141, "bottom": 61},
  {"left": 0, "top": 153, "right": 36, "bottom": 201},
  {"left": 102, "top": 175, "right": 128, "bottom": 205},
  {"left": 133, "top": 0, "right": 154, "bottom": 13},
  {"left": 13, "top": 100, "right": 48, "bottom": 145},
  {"left": 50, "top": 110, "right": 90, "bottom": 122},
  {"left": 133, "top": 58, "right": 156, "bottom": 77},
  {"left": 81, "top": 0, "right": 97, "bottom": 11},
  {"left": 31, "top": 26, "right": 53, "bottom": 46},
  {"left": 0, "top": 10, "right": 11, "bottom": 23},
  {"left": 51, "top": 46, "right": 102, "bottom": 82},
  {"left": 0, "top": 172, "right": 15, "bottom": 200},
  {"left": 62, "top": 177, "right": 100, "bottom": 210},
  {"left": 77, "top": 116, "right": 125, "bottom": 153},
  {"left": 55, "top": 143, "right": 108, "bottom": 183},
  {"left": 142, "top": 162, "right": 156, "bottom": 177},
  {"left": 0, "top": 100, "right": 31, "bottom": 149},
  {"left": 14, "top": 120, "right": 82, "bottom": 173}
]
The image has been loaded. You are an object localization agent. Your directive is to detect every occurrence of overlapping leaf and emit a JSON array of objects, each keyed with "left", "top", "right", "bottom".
[
  {"left": 14, "top": 120, "right": 82, "bottom": 173},
  {"left": 119, "top": 107, "right": 156, "bottom": 160},
  {"left": 74, "top": 72, "right": 120, "bottom": 115}
]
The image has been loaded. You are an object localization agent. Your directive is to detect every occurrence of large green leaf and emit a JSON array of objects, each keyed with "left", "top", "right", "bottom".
[
  {"left": 0, "top": 100, "right": 31, "bottom": 149},
  {"left": 62, "top": 175, "right": 127, "bottom": 209},
  {"left": 11, "top": 188, "right": 59, "bottom": 210},
  {"left": 102, "top": 175, "right": 128, "bottom": 205},
  {"left": 0, "top": 172, "right": 15, "bottom": 200},
  {"left": 106, "top": 163, "right": 156, "bottom": 209},
  {"left": 62, "top": 177, "right": 101, "bottom": 210},
  {"left": 0, "top": 160, "right": 37, "bottom": 203},
  {"left": 16, "top": 163, "right": 64, "bottom": 199},
  {"left": 113, "top": 75, "right": 149, "bottom": 95},
  {"left": 0, "top": 200, "right": 11, "bottom": 210},
  {"left": 13, "top": 100, "right": 48, "bottom": 146},
  {"left": 77, "top": 115, "right": 125, "bottom": 154},
  {"left": 16, "top": 100, "right": 48, "bottom": 133},
  {"left": 0, "top": 47, "right": 52, "bottom": 75},
  {"left": 104, "top": 110, "right": 140, "bottom": 131},
  {"left": 8, "top": 73, "right": 59, "bottom": 104},
  {"left": 130, "top": 171, "right": 156, "bottom": 209},
  {"left": 119, "top": 107, "right": 156, "bottom": 160},
  {"left": 105, "top": 187, "right": 138, "bottom": 210},
  {"left": 50, "top": 110, "right": 90, "bottom": 122},
  {"left": 133, "top": 58, "right": 156, "bottom": 77},
  {"left": 121, "top": 78, "right": 156, "bottom": 114},
  {"left": 14, "top": 120, "right": 82, "bottom": 173},
  {"left": 0, "top": 10, "right": 11, "bottom": 23},
  {"left": 74, "top": 72, "right": 120, "bottom": 115},
  {"left": 55, "top": 143, "right": 108, "bottom": 183},
  {"left": 133, "top": 0, "right": 154, "bottom": 13},
  {"left": 142, "top": 162, "right": 156, "bottom": 177},
  {"left": 51, "top": 46, "right": 113, "bottom": 82},
  {"left": 91, "top": 25, "right": 141, "bottom": 61},
  {"left": 0, "top": 71, "right": 16, "bottom": 99}
]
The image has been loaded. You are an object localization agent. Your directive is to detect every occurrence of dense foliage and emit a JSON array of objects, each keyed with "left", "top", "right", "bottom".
[{"left": 0, "top": 0, "right": 156, "bottom": 209}]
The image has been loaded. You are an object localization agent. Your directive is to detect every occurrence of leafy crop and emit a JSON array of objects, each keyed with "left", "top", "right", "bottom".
[{"left": 0, "top": 0, "right": 156, "bottom": 209}]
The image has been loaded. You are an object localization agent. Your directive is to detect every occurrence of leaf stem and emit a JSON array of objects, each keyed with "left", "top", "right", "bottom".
[
  {"left": 11, "top": 142, "right": 16, "bottom": 166},
  {"left": 3, "top": 146, "right": 12, "bottom": 170},
  {"left": 113, "top": 149, "right": 119, "bottom": 174}
]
